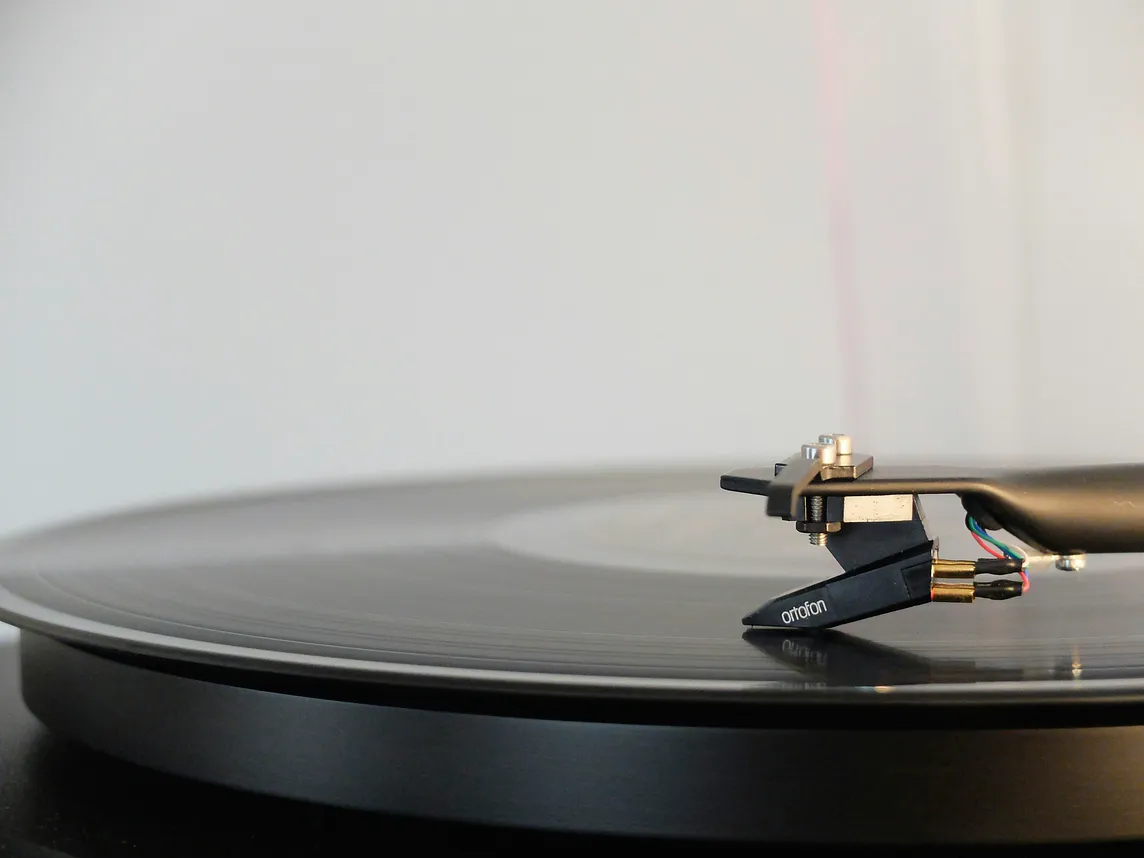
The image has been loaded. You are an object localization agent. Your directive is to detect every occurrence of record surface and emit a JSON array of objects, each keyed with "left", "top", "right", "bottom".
[{"left": 0, "top": 466, "right": 1142, "bottom": 703}]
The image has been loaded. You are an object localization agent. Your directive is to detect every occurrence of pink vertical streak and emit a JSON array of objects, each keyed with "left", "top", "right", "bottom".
[{"left": 812, "top": 0, "right": 863, "bottom": 438}]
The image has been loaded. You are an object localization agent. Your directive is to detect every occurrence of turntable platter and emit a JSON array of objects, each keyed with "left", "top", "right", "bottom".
[{"left": 5, "top": 469, "right": 1144, "bottom": 844}]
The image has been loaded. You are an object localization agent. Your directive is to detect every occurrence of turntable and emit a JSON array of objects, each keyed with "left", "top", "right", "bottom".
[{"left": 3, "top": 436, "right": 1144, "bottom": 852}]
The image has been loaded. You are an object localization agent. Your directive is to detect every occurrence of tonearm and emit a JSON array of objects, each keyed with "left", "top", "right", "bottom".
[{"left": 722, "top": 434, "right": 1144, "bottom": 629}]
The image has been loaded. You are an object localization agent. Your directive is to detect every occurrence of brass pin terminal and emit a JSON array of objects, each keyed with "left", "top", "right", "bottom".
[
  {"left": 931, "top": 559, "right": 977, "bottom": 580},
  {"left": 931, "top": 581, "right": 975, "bottom": 603}
]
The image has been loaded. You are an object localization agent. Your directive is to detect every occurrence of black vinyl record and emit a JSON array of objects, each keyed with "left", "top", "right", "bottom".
[
  {"left": 0, "top": 466, "right": 1140, "bottom": 702},
  {"left": 6, "top": 467, "right": 1144, "bottom": 846}
]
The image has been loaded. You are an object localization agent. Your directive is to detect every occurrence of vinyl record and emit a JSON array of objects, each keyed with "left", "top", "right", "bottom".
[{"left": 0, "top": 466, "right": 1140, "bottom": 702}]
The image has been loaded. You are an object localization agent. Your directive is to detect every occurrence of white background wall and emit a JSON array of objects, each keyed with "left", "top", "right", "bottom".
[{"left": 2, "top": 0, "right": 1143, "bottom": 541}]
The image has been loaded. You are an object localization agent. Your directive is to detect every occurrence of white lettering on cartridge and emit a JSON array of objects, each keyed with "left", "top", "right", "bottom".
[{"left": 780, "top": 599, "right": 828, "bottom": 625}]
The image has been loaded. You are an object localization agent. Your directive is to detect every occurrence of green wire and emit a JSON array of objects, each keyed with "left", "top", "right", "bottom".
[{"left": 966, "top": 515, "right": 1022, "bottom": 560}]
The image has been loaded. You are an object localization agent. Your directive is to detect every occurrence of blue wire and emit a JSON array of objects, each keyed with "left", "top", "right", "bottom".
[
  {"left": 967, "top": 516, "right": 1021, "bottom": 560},
  {"left": 967, "top": 515, "right": 1030, "bottom": 590}
]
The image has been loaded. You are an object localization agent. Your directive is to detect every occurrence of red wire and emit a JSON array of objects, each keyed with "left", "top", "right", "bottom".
[
  {"left": 971, "top": 530, "right": 1004, "bottom": 558},
  {"left": 970, "top": 530, "right": 1030, "bottom": 592}
]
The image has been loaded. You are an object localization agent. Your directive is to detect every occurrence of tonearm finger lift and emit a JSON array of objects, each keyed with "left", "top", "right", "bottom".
[{"left": 722, "top": 434, "right": 1144, "bottom": 629}]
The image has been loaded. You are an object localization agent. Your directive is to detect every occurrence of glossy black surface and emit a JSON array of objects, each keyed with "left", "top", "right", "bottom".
[
  {"left": 6, "top": 470, "right": 1144, "bottom": 848},
  {"left": 2, "top": 468, "right": 1144, "bottom": 700},
  {"left": 1, "top": 640, "right": 1141, "bottom": 857},
  {"left": 0, "top": 640, "right": 667, "bottom": 855},
  {"left": 13, "top": 633, "right": 1144, "bottom": 846},
  {"left": 14, "top": 631, "right": 1144, "bottom": 847}
]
